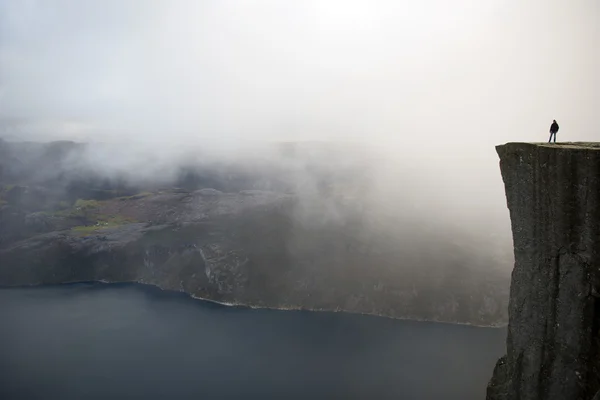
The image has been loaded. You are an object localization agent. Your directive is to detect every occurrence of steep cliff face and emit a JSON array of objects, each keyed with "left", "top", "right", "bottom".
[{"left": 487, "top": 143, "right": 600, "bottom": 400}]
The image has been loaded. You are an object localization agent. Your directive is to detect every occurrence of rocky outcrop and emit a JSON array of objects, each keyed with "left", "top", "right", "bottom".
[
  {"left": 487, "top": 143, "right": 600, "bottom": 400},
  {"left": 0, "top": 188, "right": 510, "bottom": 326}
]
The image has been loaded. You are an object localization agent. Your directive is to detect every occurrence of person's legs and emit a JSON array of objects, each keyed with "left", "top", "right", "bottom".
[{"left": 548, "top": 132, "right": 553, "bottom": 143}]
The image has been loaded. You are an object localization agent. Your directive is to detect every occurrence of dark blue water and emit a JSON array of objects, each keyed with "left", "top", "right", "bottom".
[{"left": 0, "top": 283, "right": 505, "bottom": 400}]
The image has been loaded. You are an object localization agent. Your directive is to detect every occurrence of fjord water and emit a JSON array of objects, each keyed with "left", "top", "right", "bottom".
[{"left": 0, "top": 284, "right": 505, "bottom": 400}]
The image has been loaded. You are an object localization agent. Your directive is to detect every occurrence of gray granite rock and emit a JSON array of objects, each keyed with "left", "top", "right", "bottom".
[{"left": 487, "top": 142, "right": 600, "bottom": 400}]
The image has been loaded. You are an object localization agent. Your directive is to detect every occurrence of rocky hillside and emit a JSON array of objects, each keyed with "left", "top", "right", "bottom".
[
  {"left": 487, "top": 143, "right": 600, "bottom": 399},
  {"left": 0, "top": 139, "right": 512, "bottom": 326}
]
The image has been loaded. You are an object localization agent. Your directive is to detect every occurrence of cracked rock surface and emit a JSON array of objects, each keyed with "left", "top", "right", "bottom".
[{"left": 487, "top": 143, "right": 600, "bottom": 400}]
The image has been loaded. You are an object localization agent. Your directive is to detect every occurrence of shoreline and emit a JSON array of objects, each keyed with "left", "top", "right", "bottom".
[{"left": 0, "top": 279, "right": 508, "bottom": 329}]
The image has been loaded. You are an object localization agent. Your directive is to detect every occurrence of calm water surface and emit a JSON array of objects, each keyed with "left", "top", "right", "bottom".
[{"left": 0, "top": 283, "right": 505, "bottom": 400}]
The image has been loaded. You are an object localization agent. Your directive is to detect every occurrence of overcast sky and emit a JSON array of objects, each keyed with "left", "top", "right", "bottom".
[{"left": 1, "top": 0, "right": 597, "bottom": 144}]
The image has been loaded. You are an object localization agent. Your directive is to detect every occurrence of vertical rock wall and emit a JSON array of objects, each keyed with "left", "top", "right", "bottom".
[{"left": 488, "top": 143, "right": 600, "bottom": 400}]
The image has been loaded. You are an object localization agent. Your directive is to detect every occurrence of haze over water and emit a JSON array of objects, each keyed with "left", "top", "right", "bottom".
[
  {"left": 2, "top": 2, "right": 593, "bottom": 398},
  {"left": 1, "top": 0, "right": 598, "bottom": 249},
  {"left": 0, "top": 284, "right": 505, "bottom": 400}
]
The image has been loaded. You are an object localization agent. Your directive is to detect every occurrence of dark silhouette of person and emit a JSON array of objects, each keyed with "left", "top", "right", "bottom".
[{"left": 548, "top": 119, "right": 559, "bottom": 143}]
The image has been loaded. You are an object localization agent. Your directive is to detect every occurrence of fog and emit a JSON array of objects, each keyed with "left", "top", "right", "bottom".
[{"left": 1, "top": 0, "right": 598, "bottom": 252}]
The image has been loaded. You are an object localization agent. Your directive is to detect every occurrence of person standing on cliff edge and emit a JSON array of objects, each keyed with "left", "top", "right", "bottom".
[{"left": 548, "top": 119, "right": 559, "bottom": 143}]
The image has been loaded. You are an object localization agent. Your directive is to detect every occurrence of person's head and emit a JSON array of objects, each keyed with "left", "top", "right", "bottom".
[{"left": 553, "top": 119, "right": 556, "bottom": 123}]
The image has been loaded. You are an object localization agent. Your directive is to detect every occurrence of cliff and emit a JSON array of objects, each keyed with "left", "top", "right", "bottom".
[{"left": 487, "top": 143, "right": 600, "bottom": 400}]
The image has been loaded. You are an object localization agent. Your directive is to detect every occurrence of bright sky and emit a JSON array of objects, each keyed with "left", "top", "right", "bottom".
[{"left": 1, "top": 0, "right": 597, "bottom": 145}]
